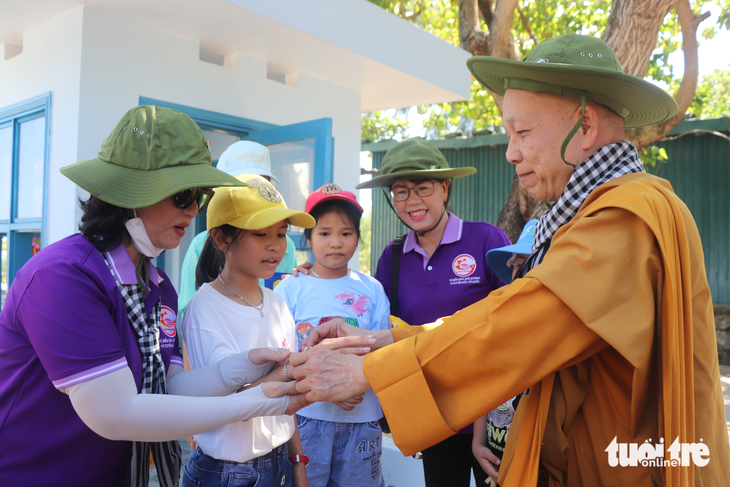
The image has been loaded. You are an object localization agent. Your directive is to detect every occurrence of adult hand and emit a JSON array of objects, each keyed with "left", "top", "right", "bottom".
[
  {"left": 301, "top": 318, "right": 368, "bottom": 349},
  {"left": 302, "top": 318, "right": 393, "bottom": 352},
  {"left": 472, "top": 444, "right": 500, "bottom": 484},
  {"left": 290, "top": 261, "right": 313, "bottom": 277},
  {"left": 289, "top": 348, "right": 371, "bottom": 403},
  {"left": 261, "top": 381, "right": 309, "bottom": 415}
]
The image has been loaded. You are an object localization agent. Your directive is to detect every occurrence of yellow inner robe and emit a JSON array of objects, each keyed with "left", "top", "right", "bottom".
[{"left": 364, "top": 172, "right": 730, "bottom": 486}]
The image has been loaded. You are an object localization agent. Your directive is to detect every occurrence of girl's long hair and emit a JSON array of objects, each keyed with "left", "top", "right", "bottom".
[
  {"left": 303, "top": 200, "right": 362, "bottom": 251},
  {"left": 195, "top": 225, "right": 243, "bottom": 289}
]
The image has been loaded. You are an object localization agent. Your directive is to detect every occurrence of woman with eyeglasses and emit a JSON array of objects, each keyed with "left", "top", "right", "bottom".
[
  {"left": 356, "top": 138, "right": 511, "bottom": 487},
  {"left": 0, "top": 106, "right": 313, "bottom": 487}
]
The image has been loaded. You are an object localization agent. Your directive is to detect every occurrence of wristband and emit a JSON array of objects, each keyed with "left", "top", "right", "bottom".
[{"left": 289, "top": 454, "right": 309, "bottom": 468}]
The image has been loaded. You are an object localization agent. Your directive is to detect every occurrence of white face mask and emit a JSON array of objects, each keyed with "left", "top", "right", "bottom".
[{"left": 125, "top": 210, "right": 165, "bottom": 258}]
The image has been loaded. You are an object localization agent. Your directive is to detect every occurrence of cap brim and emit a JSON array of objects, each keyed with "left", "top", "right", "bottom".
[
  {"left": 61, "top": 157, "right": 245, "bottom": 208},
  {"left": 486, "top": 250, "right": 514, "bottom": 285},
  {"left": 225, "top": 207, "right": 316, "bottom": 231},
  {"left": 466, "top": 57, "right": 678, "bottom": 128},
  {"left": 356, "top": 167, "right": 477, "bottom": 189}
]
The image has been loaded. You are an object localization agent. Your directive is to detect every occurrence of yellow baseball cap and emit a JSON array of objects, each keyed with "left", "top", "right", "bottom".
[{"left": 207, "top": 174, "right": 315, "bottom": 231}]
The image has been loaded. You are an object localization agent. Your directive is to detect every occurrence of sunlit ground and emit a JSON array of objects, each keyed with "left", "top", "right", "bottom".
[{"left": 720, "top": 365, "right": 730, "bottom": 441}]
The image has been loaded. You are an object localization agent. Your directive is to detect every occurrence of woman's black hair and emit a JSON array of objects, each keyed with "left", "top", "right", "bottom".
[
  {"left": 303, "top": 200, "right": 362, "bottom": 247},
  {"left": 195, "top": 224, "right": 244, "bottom": 289},
  {"left": 78, "top": 195, "right": 130, "bottom": 252}
]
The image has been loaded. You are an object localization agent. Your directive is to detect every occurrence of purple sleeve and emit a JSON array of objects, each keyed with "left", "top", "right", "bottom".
[
  {"left": 16, "top": 263, "right": 128, "bottom": 389},
  {"left": 374, "top": 241, "right": 394, "bottom": 302}
]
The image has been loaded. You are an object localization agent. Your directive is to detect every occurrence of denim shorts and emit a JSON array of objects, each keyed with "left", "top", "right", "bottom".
[
  {"left": 182, "top": 444, "right": 292, "bottom": 487},
  {"left": 297, "top": 415, "right": 384, "bottom": 487}
]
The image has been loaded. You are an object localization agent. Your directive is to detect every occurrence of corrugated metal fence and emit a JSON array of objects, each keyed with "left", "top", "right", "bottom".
[{"left": 363, "top": 117, "right": 730, "bottom": 304}]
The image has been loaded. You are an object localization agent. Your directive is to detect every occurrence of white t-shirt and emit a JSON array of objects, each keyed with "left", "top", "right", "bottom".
[
  {"left": 274, "top": 271, "right": 390, "bottom": 423},
  {"left": 182, "top": 283, "right": 298, "bottom": 462}
]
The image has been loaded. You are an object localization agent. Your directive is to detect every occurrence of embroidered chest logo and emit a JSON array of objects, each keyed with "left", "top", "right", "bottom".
[
  {"left": 452, "top": 254, "right": 476, "bottom": 277},
  {"left": 159, "top": 306, "right": 177, "bottom": 338},
  {"left": 334, "top": 292, "right": 371, "bottom": 316}
]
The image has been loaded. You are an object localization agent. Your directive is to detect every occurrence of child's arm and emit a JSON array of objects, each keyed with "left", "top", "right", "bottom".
[
  {"left": 472, "top": 415, "right": 500, "bottom": 483},
  {"left": 287, "top": 423, "right": 309, "bottom": 487}
]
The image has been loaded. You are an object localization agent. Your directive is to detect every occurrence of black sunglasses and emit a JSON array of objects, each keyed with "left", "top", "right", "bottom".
[{"left": 173, "top": 188, "right": 215, "bottom": 212}]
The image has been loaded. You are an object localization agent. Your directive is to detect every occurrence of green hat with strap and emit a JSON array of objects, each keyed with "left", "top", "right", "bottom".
[
  {"left": 61, "top": 105, "right": 245, "bottom": 208},
  {"left": 356, "top": 139, "right": 476, "bottom": 189},
  {"left": 467, "top": 33, "right": 678, "bottom": 128}
]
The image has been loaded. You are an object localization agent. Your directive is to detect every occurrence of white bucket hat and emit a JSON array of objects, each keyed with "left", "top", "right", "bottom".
[{"left": 217, "top": 140, "right": 280, "bottom": 184}]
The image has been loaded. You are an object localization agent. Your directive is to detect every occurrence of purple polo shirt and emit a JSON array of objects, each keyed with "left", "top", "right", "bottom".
[
  {"left": 374, "top": 214, "right": 509, "bottom": 435},
  {"left": 0, "top": 233, "right": 182, "bottom": 487},
  {"left": 375, "top": 214, "right": 509, "bottom": 326}
]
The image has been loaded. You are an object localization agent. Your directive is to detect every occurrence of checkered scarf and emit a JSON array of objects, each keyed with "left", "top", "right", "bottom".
[
  {"left": 516, "top": 141, "right": 644, "bottom": 278},
  {"left": 103, "top": 255, "right": 182, "bottom": 487}
]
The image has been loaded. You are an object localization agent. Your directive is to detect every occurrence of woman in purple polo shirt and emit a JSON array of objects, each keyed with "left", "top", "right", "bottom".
[
  {"left": 0, "top": 106, "right": 309, "bottom": 487},
  {"left": 356, "top": 139, "right": 511, "bottom": 487}
]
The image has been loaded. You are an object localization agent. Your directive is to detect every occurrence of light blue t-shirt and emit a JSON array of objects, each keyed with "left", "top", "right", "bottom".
[{"left": 275, "top": 271, "right": 390, "bottom": 423}]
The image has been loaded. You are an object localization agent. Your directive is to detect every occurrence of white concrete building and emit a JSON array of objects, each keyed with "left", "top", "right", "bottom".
[{"left": 0, "top": 0, "right": 470, "bottom": 294}]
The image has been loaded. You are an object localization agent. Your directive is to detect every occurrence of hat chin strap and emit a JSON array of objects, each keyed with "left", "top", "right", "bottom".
[
  {"left": 559, "top": 91, "right": 587, "bottom": 169},
  {"left": 380, "top": 183, "right": 450, "bottom": 238}
]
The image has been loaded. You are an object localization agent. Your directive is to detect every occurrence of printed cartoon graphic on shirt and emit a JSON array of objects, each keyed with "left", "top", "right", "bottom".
[
  {"left": 296, "top": 316, "right": 361, "bottom": 351},
  {"left": 449, "top": 253, "right": 481, "bottom": 286},
  {"left": 334, "top": 292, "right": 371, "bottom": 316},
  {"left": 486, "top": 393, "right": 524, "bottom": 459},
  {"left": 159, "top": 306, "right": 177, "bottom": 349}
]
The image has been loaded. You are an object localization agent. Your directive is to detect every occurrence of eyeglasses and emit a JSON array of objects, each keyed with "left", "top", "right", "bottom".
[
  {"left": 390, "top": 180, "right": 438, "bottom": 202},
  {"left": 173, "top": 187, "right": 215, "bottom": 212}
]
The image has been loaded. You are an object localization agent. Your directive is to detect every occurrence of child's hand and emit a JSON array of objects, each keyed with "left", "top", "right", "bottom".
[
  {"left": 472, "top": 444, "right": 500, "bottom": 483},
  {"left": 334, "top": 396, "right": 364, "bottom": 411},
  {"left": 290, "top": 261, "right": 313, "bottom": 277},
  {"left": 248, "top": 347, "right": 290, "bottom": 365}
]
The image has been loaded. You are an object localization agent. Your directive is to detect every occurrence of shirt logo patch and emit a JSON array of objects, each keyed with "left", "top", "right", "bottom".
[
  {"left": 159, "top": 306, "right": 177, "bottom": 338},
  {"left": 452, "top": 254, "right": 476, "bottom": 277}
]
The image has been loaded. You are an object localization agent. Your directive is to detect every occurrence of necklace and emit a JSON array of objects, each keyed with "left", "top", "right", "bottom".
[{"left": 218, "top": 274, "right": 265, "bottom": 317}]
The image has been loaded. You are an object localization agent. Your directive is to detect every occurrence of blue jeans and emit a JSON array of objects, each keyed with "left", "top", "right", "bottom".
[
  {"left": 297, "top": 416, "right": 384, "bottom": 487},
  {"left": 182, "top": 444, "right": 292, "bottom": 487}
]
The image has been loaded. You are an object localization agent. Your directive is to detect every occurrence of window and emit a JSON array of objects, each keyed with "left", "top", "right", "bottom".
[{"left": 0, "top": 93, "right": 50, "bottom": 306}]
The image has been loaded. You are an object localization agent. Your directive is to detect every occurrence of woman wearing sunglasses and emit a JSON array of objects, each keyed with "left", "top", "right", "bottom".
[{"left": 0, "top": 106, "right": 313, "bottom": 487}]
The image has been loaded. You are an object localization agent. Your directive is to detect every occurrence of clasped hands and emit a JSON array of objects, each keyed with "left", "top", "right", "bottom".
[{"left": 258, "top": 318, "right": 382, "bottom": 415}]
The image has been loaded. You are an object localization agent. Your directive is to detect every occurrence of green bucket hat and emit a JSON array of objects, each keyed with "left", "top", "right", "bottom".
[
  {"left": 466, "top": 33, "right": 678, "bottom": 129},
  {"left": 60, "top": 105, "right": 245, "bottom": 208},
  {"left": 356, "top": 139, "right": 476, "bottom": 189}
]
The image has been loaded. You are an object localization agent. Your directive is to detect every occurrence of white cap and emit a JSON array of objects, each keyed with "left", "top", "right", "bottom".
[{"left": 216, "top": 141, "right": 280, "bottom": 184}]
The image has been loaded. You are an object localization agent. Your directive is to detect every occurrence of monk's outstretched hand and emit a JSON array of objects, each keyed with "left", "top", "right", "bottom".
[{"left": 288, "top": 348, "right": 371, "bottom": 404}]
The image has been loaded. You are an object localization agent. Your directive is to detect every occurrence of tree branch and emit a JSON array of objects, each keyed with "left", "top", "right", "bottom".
[
  {"left": 478, "top": 0, "right": 494, "bottom": 26},
  {"left": 458, "top": 0, "right": 489, "bottom": 55},
  {"left": 516, "top": 4, "right": 537, "bottom": 46},
  {"left": 487, "top": 0, "right": 519, "bottom": 58},
  {"left": 625, "top": 0, "right": 710, "bottom": 150}
]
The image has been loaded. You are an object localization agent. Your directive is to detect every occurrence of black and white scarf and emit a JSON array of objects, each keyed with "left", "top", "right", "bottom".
[
  {"left": 103, "top": 255, "right": 182, "bottom": 487},
  {"left": 516, "top": 141, "right": 645, "bottom": 278}
]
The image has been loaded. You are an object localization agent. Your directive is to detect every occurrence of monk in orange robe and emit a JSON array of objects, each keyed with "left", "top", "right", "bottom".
[{"left": 290, "top": 34, "right": 730, "bottom": 487}]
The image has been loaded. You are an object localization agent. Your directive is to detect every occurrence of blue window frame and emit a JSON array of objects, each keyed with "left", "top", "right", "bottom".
[{"left": 0, "top": 93, "right": 51, "bottom": 299}]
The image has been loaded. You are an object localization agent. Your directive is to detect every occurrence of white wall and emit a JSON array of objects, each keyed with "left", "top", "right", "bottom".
[
  {"left": 75, "top": 7, "right": 363, "bottom": 286},
  {"left": 0, "top": 7, "right": 85, "bottom": 244}
]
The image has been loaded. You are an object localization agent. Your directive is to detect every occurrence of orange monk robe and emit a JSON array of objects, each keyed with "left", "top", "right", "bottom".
[{"left": 364, "top": 173, "right": 730, "bottom": 487}]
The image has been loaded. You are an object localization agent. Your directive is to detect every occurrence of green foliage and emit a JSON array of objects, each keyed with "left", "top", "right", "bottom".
[
  {"left": 359, "top": 212, "right": 373, "bottom": 274},
  {"left": 361, "top": 110, "right": 411, "bottom": 143},
  {"left": 362, "top": 0, "right": 728, "bottom": 142},
  {"left": 682, "top": 68, "right": 730, "bottom": 118},
  {"left": 639, "top": 144, "right": 669, "bottom": 170}
]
